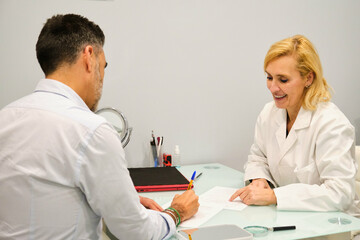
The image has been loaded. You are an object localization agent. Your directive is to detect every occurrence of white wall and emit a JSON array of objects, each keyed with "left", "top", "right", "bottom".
[{"left": 1, "top": 0, "right": 359, "bottom": 170}]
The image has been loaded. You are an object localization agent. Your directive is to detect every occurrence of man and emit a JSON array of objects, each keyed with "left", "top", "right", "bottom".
[{"left": 0, "top": 14, "right": 199, "bottom": 240}]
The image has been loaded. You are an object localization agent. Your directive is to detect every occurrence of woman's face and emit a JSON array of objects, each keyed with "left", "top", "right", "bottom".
[{"left": 265, "top": 55, "right": 312, "bottom": 116}]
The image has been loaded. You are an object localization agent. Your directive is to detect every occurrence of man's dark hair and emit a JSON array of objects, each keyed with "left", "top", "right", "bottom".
[{"left": 36, "top": 14, "right": 105, "bottom": 75}]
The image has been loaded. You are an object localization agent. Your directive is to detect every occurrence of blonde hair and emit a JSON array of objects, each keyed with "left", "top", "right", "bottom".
[{"left": 264, "top": 35, "right": 331, "bottom": 110}]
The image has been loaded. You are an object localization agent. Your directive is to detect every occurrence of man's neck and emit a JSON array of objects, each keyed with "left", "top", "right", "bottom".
[{"left": 46, "top": 64, "right": 88, "bottom": 107}]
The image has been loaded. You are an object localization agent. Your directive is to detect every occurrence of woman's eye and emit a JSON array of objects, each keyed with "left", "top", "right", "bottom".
[
  {"left": 280, "top": 79, "right": 288, "bottom": 83},
  {"left": 266, "top": 76, "right": 273, "bottom": 80}
]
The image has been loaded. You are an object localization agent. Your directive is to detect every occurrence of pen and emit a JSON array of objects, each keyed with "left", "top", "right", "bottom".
[
  {"left": 156, "top": 137, "right": 161, "bottom": 157},
  {"left": 187, "top": 171, "right": 196, "bottom": 190},
  {"left": 195, "top": 172, "right": 202, "bottom": 181},
  {"left": 151, "top": 131, "right": 158, "bottom": 167},
  {"left": 271, "top": 226, "right": 296, "bottom": 231},
  {"left": 151, "top": 140, "right": 158, "bottom": 167},
  {"left": 157, "top": 136, "right": 163, "bottom": 158}
]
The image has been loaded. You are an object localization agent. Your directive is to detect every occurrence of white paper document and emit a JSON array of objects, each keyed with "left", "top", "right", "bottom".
[
  {"left": 179, "top": 203, "right": 223, "bottom": 228},
  {"left": 200, "top": 186, "right": 247, "bottom": 211},
  {"left": 163, "top": 186, "right": 247, "bottom": 228}
]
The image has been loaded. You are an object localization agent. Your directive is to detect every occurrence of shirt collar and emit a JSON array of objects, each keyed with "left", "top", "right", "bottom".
[
  {"left": 34, "top": 79, "right": 90, "bottom": 111},
  {"left": 274, "top": 105, "right": 312, "bottom": 130},
  {"left": 292, "top": 107, "right": 312, "bottom": 130}
]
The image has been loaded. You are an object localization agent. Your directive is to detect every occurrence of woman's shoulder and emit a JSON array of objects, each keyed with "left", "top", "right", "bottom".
[
  {"left": 316, "top": 102, "right": 345, "bottom": 117},
  {"left": 314, "top": 102, "right": 352, "bottom": 127}
]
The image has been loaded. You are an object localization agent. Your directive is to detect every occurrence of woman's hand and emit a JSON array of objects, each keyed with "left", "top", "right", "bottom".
[
  {"left": 229, "top": 178, "right": 277, "bottom": 206},
  {"left": 139, "top": 196, "right": 163, "bottom": 211},
  {"left": 250, "top": 178, "right": 271, "bottom": 189}
]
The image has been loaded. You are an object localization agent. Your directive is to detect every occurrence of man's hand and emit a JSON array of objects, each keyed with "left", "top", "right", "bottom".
[
  {"left": 139, "top": 196, "right": 163, "bottom": 211},
  {"left": 170, "top": 190, "right": 199, "bottom": 221}
]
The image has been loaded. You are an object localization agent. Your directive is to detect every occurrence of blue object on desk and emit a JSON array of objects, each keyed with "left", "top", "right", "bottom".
[{"left": 187, "top": 171, "right": 196, "bottom": 190}]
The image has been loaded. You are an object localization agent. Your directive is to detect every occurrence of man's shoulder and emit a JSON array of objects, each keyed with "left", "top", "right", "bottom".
[
  {"left": 3, "top": 93, "right": 108, "bottom": 133},
  {"left": 65, "top": 107, "right": 108, "bottom": 132}
]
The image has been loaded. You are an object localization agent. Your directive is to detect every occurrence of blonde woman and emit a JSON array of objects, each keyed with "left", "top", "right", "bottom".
[{"left": 230, "top": 35, "right": 360, "bottom": 216}]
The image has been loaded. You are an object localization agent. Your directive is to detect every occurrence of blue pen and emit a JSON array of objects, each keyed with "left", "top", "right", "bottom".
[
  {"left": 154, "top": 157, "right": 158, "bottom": 167},
  {"left": 187, "top": 171, "right": 196, "bottom": 190},
  {"left": 150, "top": 140, "right": 158, "bottom": 167}
]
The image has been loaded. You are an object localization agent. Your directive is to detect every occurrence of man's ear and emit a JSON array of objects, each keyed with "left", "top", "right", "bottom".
[{"left": 83, "top": 45, "right": 94, "bottom": 72}]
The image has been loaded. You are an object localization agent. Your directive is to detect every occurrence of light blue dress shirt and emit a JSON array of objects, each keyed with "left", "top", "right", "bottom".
[{"left": 0, "top": 79, "right": 175, "bottom": 240}]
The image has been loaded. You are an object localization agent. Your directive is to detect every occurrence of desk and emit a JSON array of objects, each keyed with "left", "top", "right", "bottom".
[{"left": 140, "top": 163, "right": 360, "bottom": 240}]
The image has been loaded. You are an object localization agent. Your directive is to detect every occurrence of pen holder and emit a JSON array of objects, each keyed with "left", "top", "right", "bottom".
[
  {"left": 149, "top": 145, "right": 155, "bottom": 167},
  {"left": 149, "top": 143, "right": 163, "bottom": 167},
  {"left": 158, "top": 148, "right": 163, "bottom": 167}
]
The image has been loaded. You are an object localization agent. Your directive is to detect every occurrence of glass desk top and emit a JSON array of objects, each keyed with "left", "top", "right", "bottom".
[{"left": 140, "top": 163, "right": 360, "bottom": 240}]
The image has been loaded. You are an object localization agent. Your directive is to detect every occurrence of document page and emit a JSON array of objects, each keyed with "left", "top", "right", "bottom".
[
  {"left": 180, "top": 203, "right": 223, "bottom": 228},
  {"left": 163, "top": 186, "right": 247, "bottom": 228},
  {"left": 200, "top": 186, "right": 247, "bottom": 211}
]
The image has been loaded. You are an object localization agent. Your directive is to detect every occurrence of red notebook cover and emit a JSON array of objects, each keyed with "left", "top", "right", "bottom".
[{"left": 128, "top": 167, "right": 190, "bottom": 192}]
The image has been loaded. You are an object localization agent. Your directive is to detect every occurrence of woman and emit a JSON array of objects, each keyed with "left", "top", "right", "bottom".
[{"left": 230, "top": 35, "right": 360, "bottom": 215}]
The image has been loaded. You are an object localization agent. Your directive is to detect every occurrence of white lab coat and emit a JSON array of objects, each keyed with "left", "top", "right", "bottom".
[{"left": 244, "top": 101, "right": 360, "bottom": 216}]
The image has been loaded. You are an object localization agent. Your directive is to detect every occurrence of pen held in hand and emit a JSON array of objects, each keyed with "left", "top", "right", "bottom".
[{"left": 187, "top": 171, "right": 196, "bottom": 190}]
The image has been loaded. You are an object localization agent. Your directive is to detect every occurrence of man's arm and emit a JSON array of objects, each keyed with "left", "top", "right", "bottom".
[{"left": 78, "top": 124, "right": 176, "bottom": 239}]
